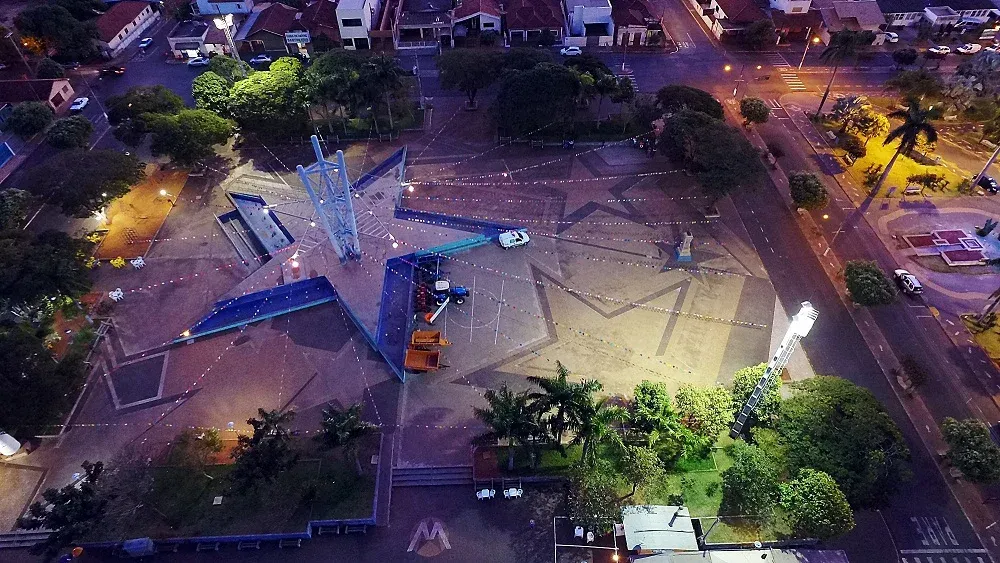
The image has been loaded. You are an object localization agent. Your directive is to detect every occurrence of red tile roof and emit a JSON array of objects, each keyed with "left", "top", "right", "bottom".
[
  {"left": 506, "top": 0, "right": 565, "bottom": 30},
  {"left": 611, "top": 0, "right": 658, "bottom": 26},
  {"left": 96, "top": 1, "right": 151, "bottom": 43},
  {"left": 0, "top": 79, "right": 68, "bottom": 104},
  {"left": 713, "top": 0, "right": 766, "bottom": 24},
  {"left": 455, "top": 0, "right": 502, "bottom": 20},
  {"left": 302, "top": 0, "right": 341, "bottom": 41},
  {"left": 246, "top": 2, "right": 301, "bottom": 37}
]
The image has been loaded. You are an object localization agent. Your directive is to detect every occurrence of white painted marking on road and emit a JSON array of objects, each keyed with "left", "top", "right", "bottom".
[
  {"left": 947, "top": 319, "right": 955, "bottom": 326},
  {"left": 986, "top": 521, "right": 997, "bottom": 530},
  {"left": 879, "top": 345, "right": 884, "bottom": 352}
]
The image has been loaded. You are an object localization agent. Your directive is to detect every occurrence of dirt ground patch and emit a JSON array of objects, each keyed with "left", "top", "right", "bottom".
[{"left": 95, "top": 168, "right": 188, "bottom": 260}]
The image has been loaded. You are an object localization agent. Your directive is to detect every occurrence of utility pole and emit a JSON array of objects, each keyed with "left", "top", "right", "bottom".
[
  {"left": 799, "top": 33, "right": 820, "bottom": 70},
  {"left": 214, "top": 14, "right": 246, "bottom": 79},
  {"left": 971, "top": 141, "right": 1000, "bottom": 196}
]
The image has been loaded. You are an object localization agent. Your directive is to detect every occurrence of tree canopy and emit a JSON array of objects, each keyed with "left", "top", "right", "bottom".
[
  {"left": 192, "top": 71, "right": 232, "bottom": 116},
  {"left": 567, "top": 462, "right": 623, "bottom": 534},
  {"left": 107, "top": 85, "right": 185, "bottom": 125},
  {"left": 781, "top": 468, "right": 855, "bottom": 539},
  {"left": 208, "top": 55, "right": 252, "bottom": 84},
  {"left": 146, "top": 109, "right": 233, "bottom": 164},
  {"left": 2, "top": 101, "right": 53, "bottom": 138},
  {"left": 19, "top": 149, "right": 145, "bottom": 216},
  {"left": 46, "top": 115, "right": 93, "bottom": 149},
  {"left": 36, "top": 57, "right": 65, "bottom": 79},
  {"left": 731, "top": 363, "right": 781, "bottom": 427},
  {"left": 674, "top": 384, "right": 732, "bottom": 443},
  {"left": 230, "top": 409, "right": 299, "bottom": 494},
  {"left": 655, "top": 85, "right": 724, "bottom": 119},
  {"left": 743, "top": 20, "right": 778, "bottom": 51},
  {"left": 437, "top": 50, "right": 502, "bottom": 106},
  {"left": 942, "top": 417, "right": 1000, "bottom": 483},
  {"left": 229, "top": 66, "right": 307, "bottom": 134},
  {"left": 15, "top": 4, "right": 99, "bottom": 61},
  {"left": 317, "top": 403, "right": 378, "bottom": 474},
  {"left": 845, "top": 260, "right": 896, "bottom": 306},
  {"left": 720, "top": 442, "right": 781, "bottom": 517},
  {"left": 740, "top": 97, "right": 771, "bottom": 126},
  {"left": 776, "top": 376, "right": 911, "bottom": 508},
  {"left": 18, "top": 461, "right": 106, "bottom": 557},
  {"left": 494, "top": 63, "right": 581, "bottom": 136},
  {"left": 789, "top": 171, "right": 830, "bottom": 210},
  {"left": 0, "top": 188, "right": 31, "bottom": 230}
]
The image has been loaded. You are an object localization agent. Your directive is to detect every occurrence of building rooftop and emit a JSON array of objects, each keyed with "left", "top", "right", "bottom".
[
  {"left": 875, "top": 0, "right": 997, "bottom": 13},
  {"left": 169, "top": 19, "right": 210, "bottom": 39},
  {"left": 611, "top": 0, "right": 659, "bottom": 27},
  {"left": 622, "top": 505, "right": 699, "bottom": 553},
  {"left": 454, "top": 0, "right": 503, "bottom": 20},
  {"left": 505, "top": 0, "right": 566, "bottom": 30},
  {"left": 242, "top": 2, "right": 301, "bottom": 38},
  {"left": 0, "top": 79, "right": 68, "bottom": 104},
  {"left": 302, "top": 0, "right": 340, "bottom": 29},
  {"left": 713, "top": 0, "right": 768, "bottom": 23},
  {"left": 96, "top": 1, "right": 151, "bottom": 43}
]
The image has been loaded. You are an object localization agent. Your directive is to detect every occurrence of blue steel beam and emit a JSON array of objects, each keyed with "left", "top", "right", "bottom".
[{"left": 296, "top": 135, "right": 361, "bottom": 263}]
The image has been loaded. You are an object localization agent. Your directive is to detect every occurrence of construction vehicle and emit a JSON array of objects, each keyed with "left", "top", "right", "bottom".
[
  {"left": 411, "top": 330, "right": 452, "bottom": 349},
  {"left": 404, "top": 348, "right": 441, "bottom": 371},
  {"left": 432, "top": 280, "right": 468, "bottom": 305}
]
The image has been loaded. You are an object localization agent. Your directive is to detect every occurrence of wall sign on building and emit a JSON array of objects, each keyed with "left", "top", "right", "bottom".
[{"left": 285, "top": 30, "right": 311, "bottom": 43}]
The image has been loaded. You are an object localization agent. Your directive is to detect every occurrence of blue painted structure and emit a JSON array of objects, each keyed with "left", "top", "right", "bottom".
[
  {"left": 296, "top": 136, "right": 361, "bottom": 263},
  {"left": 175, "top": 278, "right": 337, "bottom": 343},
  {"left": 0, "top": 142, "right": 14, "bottom": 169},
  {"left": 354, "top": 146, "right": 405, "bottom": 194},
  {"left": 228, "top": 192, "right": 295, "bottom": 256}
]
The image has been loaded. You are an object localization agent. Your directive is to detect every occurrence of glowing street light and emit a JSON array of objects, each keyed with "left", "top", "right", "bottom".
[{"left": 799, "top": 32, "right": 822, "bottom": 70}]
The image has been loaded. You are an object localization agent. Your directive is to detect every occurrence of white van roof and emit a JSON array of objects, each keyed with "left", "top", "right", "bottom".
[{"left": 0, "top": 432, "right": 21, "bottom": 456}]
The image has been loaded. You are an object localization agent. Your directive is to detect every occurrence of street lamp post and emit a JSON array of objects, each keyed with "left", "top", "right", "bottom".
[
  {"left": 798, "top": 34, "right": 821, "bottom": 70},
  {"left": 5, "top": 32, "right": 31, "bottom": 78},
  {"left": 213, "top": 14, "right": 246, "bottom": 79}
]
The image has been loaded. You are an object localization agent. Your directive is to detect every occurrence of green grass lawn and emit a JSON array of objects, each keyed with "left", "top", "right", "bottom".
[
  {"left": 497, "top": 444, "right": 583, "bottom": 477},
  {"left": 700, "top": 513, "right": 793, "bottom": 544}
]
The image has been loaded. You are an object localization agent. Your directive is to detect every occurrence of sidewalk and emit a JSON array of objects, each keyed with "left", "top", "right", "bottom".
[{"left": 727, "top": 96, "right": 1000, "bottom": 561}]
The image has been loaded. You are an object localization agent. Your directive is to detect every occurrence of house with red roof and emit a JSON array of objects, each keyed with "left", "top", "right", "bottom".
[
  {"left": 302, "top": 0, "right": 342, "bottom": 49},
  {"left": 95, "top": 1, "right": 160, "bottom": 58},
  {"left": 453, "top": 0, "right": 503, "bottom": 39},
  {"left": 693, "top": 0, "right": 768, "bottom": 39},
  {"left": 505, "top": 0, "right": 567, "bottom": 45},
  {"left": 234, "top": 2, "right": 307, "bottom": 54}
]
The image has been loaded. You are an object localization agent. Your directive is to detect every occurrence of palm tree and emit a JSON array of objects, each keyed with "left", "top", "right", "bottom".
[
  {"left": 873, "top": 98, "right": 938, "bottom": 193},
  {"left": 574, "top": 397, "right": 627, "bottom": 466},
  {"left": 816, "top": 31, "right": 874, "bottom": 117},
  {"left": 360, "top": 55, "right": 403, "bottom": 132},
  {"left": 831, "top": 95, "right": 869, "bottom": 134},
  {"left": 474, "top": 383, "right": 534, "bottom": 471},
  {"left": 527, "top": 361, "right": 602, "bottom": 445},
  {"left": 317, "top": 403, "right": 379, "bottom": 475}
]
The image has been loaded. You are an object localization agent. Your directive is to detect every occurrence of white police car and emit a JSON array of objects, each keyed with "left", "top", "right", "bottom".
[{"left": 498, "top": 230, "right": 530, "bottom": 249}]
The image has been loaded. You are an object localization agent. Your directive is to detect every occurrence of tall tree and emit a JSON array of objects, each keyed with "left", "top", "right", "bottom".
[
  {"left": 720, "top": 442, "right": 780, "bottom": 517},
  {"left": 617, "top": 445, "right": 665, "bottom": 500},
  {"left": 359, "top": 55, "right": 403, "bottom": 131},
  {"left": 18, "top": 461, "right": 106, "bottom": 558},
  {"left": 674, "top": 384, "right": 733, "bottom": 449},
  {"left": 317, "top": 403, "right": 379, "bottom": 475},
  {"left": 46, "top": 115, "right": 93, "bottom": 149},
  {"left": 942, "top": 417, "right": 1000, "bottom": 483},
  {"left": 18, "top": 149, "right": 144, "bottom": 216},
  {"left": 743, "top": 20, "right": 777, "bottom": 51},
  {"left": 229, "top": 68, "right": 306, "bottom": 135},
  {"left": 15, "top": 5, "right": 99, "bottom": 61},
  {"left": 788, "top": 171, "right": 830, "bottom": 210},
  {"left": 528, "top": 361, "right": 602, "bottom": 445},
  {"left": 145, "top": 109, "right": 234, "bottom": 164},
  {"left": 854, "top": 110, "right": 890, "bottom": 145},
  {"left": 655, "top": 85, "right": 723, "bottom": 119},
  {"left": 816, "top": 31, "right": 875, "bottom": 117},
  {"left": 474, "top": 383, "right": 535, "bottom": 471},
  {"left": 192, "top": 71, "right": 232, "bottom": 116},
  {"left": 574, "top": 397, "right": 626, "bottom": 465},
  {"left": 304, "top": 51, "right": 365, "bottom": 134},
  {"left": 567, "top": 462, "right": 622, "bottom": 534},
  {"left": 781, "top": 469, "right": 855, "bottom": 540},
  {"left": 495, "top": 63, "right": 581, "bottom": 136},
  {"left": 892, "top": 48, "right": 918, "bottom": 68},
  {"left": 0, "top": 188, "right": 31, "bottom": 230},
  {"left": 739, "top": 97, "right": 770, "bottom": 127},
  {"left": 437, "top": 50, "right": 501, "bottom": 107},
  {"left": 2, "top": 101, "right": 53, "bottom": 138},
  {"left": 208, "top": 55, "right": 252, "bottom": 84},
  {"left": 730, "top": 363, "right": 782, "bottom": 427},
  {"left": 777, "top": 376, "right": 911, "bottom": 508},
  {"left": 35, "top": 57, "right": 65, "bottom": 79},
  {"left": 230, "top": 408, "right": 299, "bottom": 494},
  {"left": 106, "top": 85, "right": 185, "bottom": 125},
  {"left": 873, "top": 98, "right": 938, "bottom": 193},
  {"left": 830, "top": 95, "right": 870, "bottom": 133}
]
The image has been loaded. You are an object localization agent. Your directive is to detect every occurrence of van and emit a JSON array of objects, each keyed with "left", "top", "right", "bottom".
[{"left": 894, "top": 269, "right": 923, "bottom": 294}]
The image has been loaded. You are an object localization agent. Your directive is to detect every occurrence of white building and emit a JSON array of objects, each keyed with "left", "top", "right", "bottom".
[
  {"left": 565, "top": 0, "right": 614, "bottom": 46},
  {"left": 877, "top": 0, "right": 997, "bottom": 27},
  {"left": 771, "top": 0, "right": 812, "bottom": 13},
  {"left": 191, "top": 0, "right": 256, "bottom": 15},
  {"left": 337, "top": 0, "right": 381, "bottom": 49},
  {"left": 95, "top": 1, "right": 161, "bottom": 58}
]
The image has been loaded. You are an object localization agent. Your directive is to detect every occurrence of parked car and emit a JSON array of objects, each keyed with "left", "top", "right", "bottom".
[
  {"left": 893, "top": 269, "right": 923, "bottom": 295},
  {"left": 99, "top": 66, "right": 126, "bottom": 77},
  {"left": 498, "top": 230, "right": 530, "bottom": 249},
  {"left": 560, "top": 46, "right": 583, "bottom": 56},
  {"left": 927, "top": 45, "right": 951, "bottom": 55},
  {"left": 0, "top": 432, "right": 20, "bottom": 456},
  {"left": 69, "top": 97, "right": 89, "bottom": 113},
  {"left": 957, "top": 43, "right": 982, "bottom": 54},
  {"left": 881, "top": 31, "right": 899, "bottom": 43},
  {"left": 976, "top": 175, "right": 999, "bottom": 193},
  {"left": 249, "top": 54, "right": 272, "bottom": 65},
  {"left": 187, "top": 57, "right": 210, "bottom": 67},
  {"left": 138, "top": 37, "right": 154, "bottom": 49},
  {"left": 61, "top": 61, "right": 80, "bottom": 70}
]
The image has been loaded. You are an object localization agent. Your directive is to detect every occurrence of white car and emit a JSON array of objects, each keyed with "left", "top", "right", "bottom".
[
  {"left": 560, "top": 46, "right": 582, "bottom": 56},
  {"left": 249, "top": 54, "right": 272, "bottom": 65},
  {"left": 881, "top": 31, "right": 899, "bottom": 43},
  {"left": 498, "top": 230, "right": 530, "bottom": 249},
  {"left": 928, "top": 45, "right": 951, "bottom": 55},
  {"left": 138, "top": 37, "right": 154, "bottom": 49},
  {"left": 957, "top": 43, "right": 982, "bottom": 54},
  {"left": 893, "top": 269, "right": 923, "bottom": 295},
  {"left": 69, "top": 97, "right": 89, "bottom": 112},
  {"left": 187, "top": 57, "right": 210, "bottom": 67}
]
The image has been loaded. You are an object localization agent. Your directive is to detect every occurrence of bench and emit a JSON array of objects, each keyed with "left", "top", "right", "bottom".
[
  {"left": 155, "top": 543, "right": 179, "bottom": 553},
  {"left": 345, "top": 524, "right": 368, "bottom": 534},
  {"left": 237, "top": 541, "right": 260, "bottom": 551},
  {"left": 195, "top": 542, "right": 220, "bottom": 552},
  {"left": 279, "top": 539, "right": 303, "bottom": 548},
  {"left": 316, "top": 525, "right": 341, "bottom": 536}
]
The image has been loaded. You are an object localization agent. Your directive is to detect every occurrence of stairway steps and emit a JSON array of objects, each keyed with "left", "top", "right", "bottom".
[{"left": 392, "top": 465, "right": 474, "bottom": 487}]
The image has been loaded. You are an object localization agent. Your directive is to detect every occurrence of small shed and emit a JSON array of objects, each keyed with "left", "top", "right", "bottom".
[{"left": 621, "top": 505, "right": 699, "bottom": 554}]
